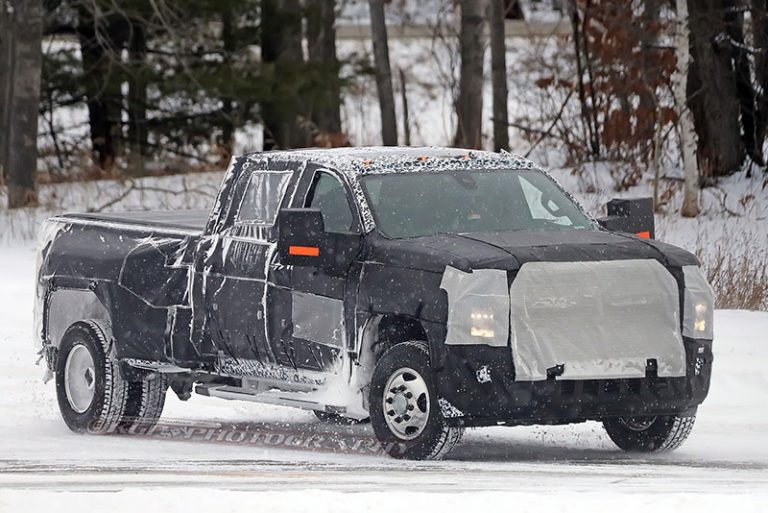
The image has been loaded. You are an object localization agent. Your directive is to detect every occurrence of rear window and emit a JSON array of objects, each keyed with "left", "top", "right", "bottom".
[{"left": 235, "top": 171, "right": 292, "bottom": 226}]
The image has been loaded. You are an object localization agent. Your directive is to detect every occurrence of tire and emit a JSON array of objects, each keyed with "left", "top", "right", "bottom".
[
  {"left": 369, "top": 341, "right": 463, "bottom": 460},
  {"left": 121, "top": 374, "right": 169, "bottom": 431},
  {"left": 55, "top": 321, "right": 128, "bottom": 434},
  {"left": 313, "top": 410, "right": 369, "bottom": 425},
  {"left": 603, "top": 412, "right": 697, "bottom": 452}
]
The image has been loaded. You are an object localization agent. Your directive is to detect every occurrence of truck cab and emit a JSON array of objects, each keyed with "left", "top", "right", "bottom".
[{"left": 35, "top": 147, "right": 714, "bottom": 459}]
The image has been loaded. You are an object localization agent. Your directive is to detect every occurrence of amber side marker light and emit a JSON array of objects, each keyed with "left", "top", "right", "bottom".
[
  {"left": 289, "top": 245, "right": 320, "bottom": 257},
  {"left": 636, "top": 231, "right": 651, "bottom": 239}
]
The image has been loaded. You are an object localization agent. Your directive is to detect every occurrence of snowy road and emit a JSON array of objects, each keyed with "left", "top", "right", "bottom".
[{"left": 1, "top": 245, "right": 767, "bottom": 511}]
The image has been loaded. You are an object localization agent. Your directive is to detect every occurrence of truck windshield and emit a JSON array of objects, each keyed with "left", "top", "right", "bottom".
[{"left": 360, "top": 169, "right": 596, "bottom": 239}]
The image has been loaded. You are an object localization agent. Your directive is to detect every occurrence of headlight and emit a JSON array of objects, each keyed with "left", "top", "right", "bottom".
[
  {"left": 470, "top": 310, "right": 496, "bottom": 338},
  {"left": 682, "top": 266, "right": 715, "bottom": 339},
  {"left": 441, "top": 266, "right": 510, "bottom": 348},
  {"left": 694, "top": 302, "right": 708, "bottom": 332}
]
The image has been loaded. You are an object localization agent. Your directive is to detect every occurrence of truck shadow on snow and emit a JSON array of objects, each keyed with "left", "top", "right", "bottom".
[{"left": 105, "top": 417, "right": 738, "bottom": 467}]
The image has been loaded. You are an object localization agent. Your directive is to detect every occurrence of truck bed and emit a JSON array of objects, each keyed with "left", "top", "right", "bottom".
[{"left": 58, "top": 209, "right": 209, "bottom": 233}]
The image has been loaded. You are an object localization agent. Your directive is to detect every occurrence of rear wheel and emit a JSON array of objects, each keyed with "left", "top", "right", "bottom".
[
  {"left": 603, "top": 412, "right": 696, "bottom": 452},
  {"left": 121, "top": 374, "right": 168, "bottom": 431},
  {"left": 55, "top": 321, "right": 128, "bottom": 434},
  {"left": 369, "top": 341, "right": 463, "bottom": 460}
]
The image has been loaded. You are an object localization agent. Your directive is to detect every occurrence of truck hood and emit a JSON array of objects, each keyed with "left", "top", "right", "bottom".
[{"left": 366, "top": 229, "right": 699, "bottom": 273}]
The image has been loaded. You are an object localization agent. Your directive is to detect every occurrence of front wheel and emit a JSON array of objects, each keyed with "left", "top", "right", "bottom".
[
  {"left": 369, "top": 341, "right": 463, "bottom": 460},
  {"left": 603, "top": 412, "right": 697, "bottom": 452}
]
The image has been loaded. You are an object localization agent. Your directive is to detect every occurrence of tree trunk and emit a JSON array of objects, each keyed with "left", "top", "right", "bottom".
[
  {"left": 752, "top": 0, "right": 768, "bottom": 167},
  {"left": 0, "top": 0, "right": 12, "bottom": 184},
  {"left": 638, "top": 0, "right": 661, "bottom": 160},
  {"left": 455, "top": 0, "right": 488, "bottom": 149},
  {"left": 489, "top": 0, "right": 509, "bottom": 152},
  {"left": 687, "top": 0, "right": 744, "bottom": 178},
  {"left": 4, "top": 0, "right": 43, "bottom": 208},
  {"left": 724, "top": 7, "right": 761, "bottom": 165},
  {"left": 261, "top": 0, "right": 309, "bottom": 149},
  {"left": 78, "top": 14, "right": 122, "bottom": 171},
  {"left": 307, "top": 0, "right": 342, "bottom": 135},
  {"left": 569, "top": 0, "right": 598, "bottom": 158},
  {"left": 219, "top": 7, "right": 236, "bottom": 159},
  {"left": 399, "top": 68, "right": 411, "bottom": 146},
  {"left": 127, "top": 20, "right": 148, "bottom": 177},
  {"left": 368, "top": 0, "right": 397, "bottom": 146},
  {"left": 675, "top": 0, "right": 700, "bottom": 217}
]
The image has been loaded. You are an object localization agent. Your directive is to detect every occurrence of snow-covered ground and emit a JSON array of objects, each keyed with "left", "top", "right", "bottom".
[{"left": 1, "top": 243, "right": 767, "bottom": 510}]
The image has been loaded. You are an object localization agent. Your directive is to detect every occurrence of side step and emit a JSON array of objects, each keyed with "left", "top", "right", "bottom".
[{"left": 195, "top": 384, "right": 369, "bottom": 421}]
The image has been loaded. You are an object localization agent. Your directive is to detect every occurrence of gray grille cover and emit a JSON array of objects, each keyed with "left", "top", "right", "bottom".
[{"left": 509, "top": 259, "right": 685, "bottom": 381}]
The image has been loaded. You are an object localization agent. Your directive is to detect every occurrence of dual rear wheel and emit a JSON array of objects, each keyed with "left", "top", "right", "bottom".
[{"left": 55, "top": 321, "right": 167, "bottom": 434}]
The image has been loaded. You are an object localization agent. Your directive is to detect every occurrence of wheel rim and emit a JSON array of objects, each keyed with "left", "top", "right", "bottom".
[
  {"left": 383, "top": 367, "right": 430, "bottom": 441},
  {"left": 64, "top": 343, "right": 96, "bottom": 414},
  {"left": 619, "top": 416, "right": 657, "bottom": 432}
]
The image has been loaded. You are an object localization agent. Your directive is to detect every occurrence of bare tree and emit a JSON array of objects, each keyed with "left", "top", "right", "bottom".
[
  {"left": 489, "top": 0, "right": 509, "bottom": 152},
  {"left": 2, "top": 0, "right": 43, "bottom": 208},
  {"left": 455, "top": 0, "right": 488, "bottom": 149},
  {"left": 368, "top": 0, "right": 397, "bottom": 145},
  {"left": 675, "top": 0, "right": 700, "bottom": 217}
]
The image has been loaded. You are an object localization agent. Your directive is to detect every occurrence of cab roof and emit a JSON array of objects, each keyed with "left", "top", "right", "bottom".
[{"left": 240, "top": 146, "right": 539, "bottom": 176}]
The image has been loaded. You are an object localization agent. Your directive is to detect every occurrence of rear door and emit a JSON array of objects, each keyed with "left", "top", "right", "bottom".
[{"left": 194, "top": 158, "right": 300, "bottom": 364}]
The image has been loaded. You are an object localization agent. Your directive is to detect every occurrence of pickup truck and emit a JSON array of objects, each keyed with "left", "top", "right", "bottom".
[{"left": 35, "top": 147, "right": 714, "bottom": 460}]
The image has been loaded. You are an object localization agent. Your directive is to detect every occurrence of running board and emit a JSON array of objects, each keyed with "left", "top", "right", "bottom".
[{"left": 195, "top": 384, "right": 368, "bottom": 420}]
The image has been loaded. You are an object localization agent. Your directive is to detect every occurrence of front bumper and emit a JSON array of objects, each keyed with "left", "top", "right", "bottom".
[{"left": 434, "top": 337, "right": 713, "bottom": 428}]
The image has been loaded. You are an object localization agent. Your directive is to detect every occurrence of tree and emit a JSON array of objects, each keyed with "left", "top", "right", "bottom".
[
  {"left": 76, "top": 8, "right": 126, "bottom": 172},
  {"left": 307, "top": 0, "right": 342, "bottom": 136},
  {"left": 261, "top": 0, "right": 310, "bottom": 149},
  {"left": 2, "top": 0, "right": 44, "bottom": 208},
  {"left": 0, "top": 0, "right": 11, "bottom": 182},
  {"left": 126, "top": 18, "right": 148, "bottom": 176},
  {"left": 675, "top": 0, "right": 700, "bottom": 217},
  {"left": 687, "top": 0, "right": 744, "bottom": 178},
  {"left": 489, "top": 0, "right": 509, "bottom": 152},
  {"left": 455, "top": 0, "right": 488, "bottom": 149},
  {"left": 368, "top": 0, "right": 397, "bottom": 146},
  {"left": 753, "top": 0, "right": 768, "bottom": 168}
]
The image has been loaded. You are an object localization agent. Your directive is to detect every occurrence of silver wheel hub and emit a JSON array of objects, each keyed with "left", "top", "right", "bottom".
[
  {"left": 383, "top": 367, "right": 430, "bottom": 441},
  {"left": 64, "top": 344, "right": 96, "bottom": 414}
]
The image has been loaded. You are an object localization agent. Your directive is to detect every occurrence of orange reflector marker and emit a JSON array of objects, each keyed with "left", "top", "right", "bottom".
[
  {"left": 289, "top": 245, "right": 320, "bottom": 257},
  {"left": 636, "top": 231, "right": 651, "bottom": 239}
]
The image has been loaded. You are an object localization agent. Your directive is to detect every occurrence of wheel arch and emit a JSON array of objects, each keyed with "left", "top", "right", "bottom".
[
  {"left": 358, "top": 313, "right": 430, "bottom": 364},
  {"left": 46, "top": 288, "right": 111, "bottom": 351}
]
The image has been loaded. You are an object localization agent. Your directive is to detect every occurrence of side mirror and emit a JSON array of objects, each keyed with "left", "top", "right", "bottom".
[
  {"left": 277, "top": 208, "right": 361, "bottom": 274},
  {"left": 277, "top": 208, "right": 325, "bottom": 266},
  {"left": 597, "top": 197, "right": 655, "bottom": 239}
]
